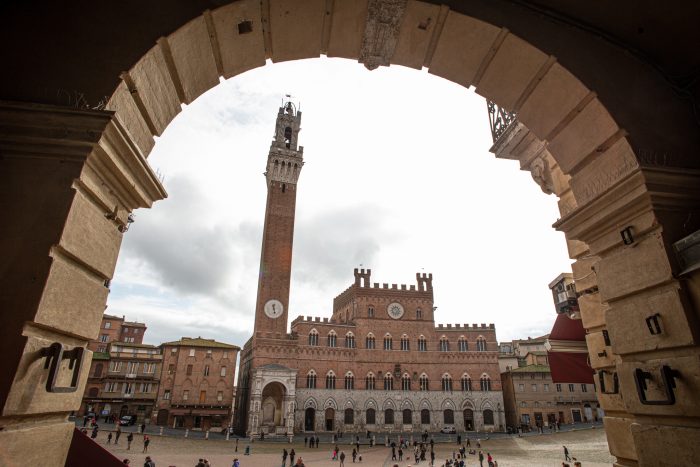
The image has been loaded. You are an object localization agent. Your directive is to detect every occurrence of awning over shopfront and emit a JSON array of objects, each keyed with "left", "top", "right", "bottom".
[{"left": 546, "top": 314, "right": 594, "bottom": 384}]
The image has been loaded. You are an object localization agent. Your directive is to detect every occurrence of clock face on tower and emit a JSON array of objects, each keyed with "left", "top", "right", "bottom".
[
  {"left": 387, "top": 302, "right": 405, "bottom": 319},
  {"left": 264, "top": 299, "right": 284, "bottom": 319}
]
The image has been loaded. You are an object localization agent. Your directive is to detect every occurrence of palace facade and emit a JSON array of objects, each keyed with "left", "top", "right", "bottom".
[{"left": 235, "top": 101, "right": 504, "bottom": 436}]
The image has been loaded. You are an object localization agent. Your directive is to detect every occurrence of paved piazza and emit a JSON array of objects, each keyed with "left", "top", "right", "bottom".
[{"left": 98, "top": 428, "right": 614, "bottom": 466}]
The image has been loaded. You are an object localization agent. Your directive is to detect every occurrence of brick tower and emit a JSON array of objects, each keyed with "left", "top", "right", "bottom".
[{"left": 253, "top": 99, "right": 304, "bottom": 336}]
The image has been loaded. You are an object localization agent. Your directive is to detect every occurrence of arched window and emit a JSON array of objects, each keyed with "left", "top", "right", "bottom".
[
  {"left": 88, "top": 387, "right": 99, "bottom": 397},
  {"left": 365, "top": 372, "right": 376, "bottom": 390},
  {"left": 308, "top": 329, "right": 319, "bottom": 346},
  {"left": 327, "top": 331, "right": 337, "bottom": 347},
  {"left": 344, "top": 372, "right": 354, "bottom": 390},
  {"left": 461, "top": 374, "right": 472, "bottom": 391},
  {"left": 384, "top": 373, "right": 394, "bottom": 391},
  {"left": 366, "top": 408, "right": 376, "bottom": 425},
  {"left": 400, "top": 334, "right": 410, "bottom": 351},
  {"left": 401, "top": 373, "right": 411, "bottom": 391},
  {"left": 418, "top": 336, "right": 427, "bottom": 352},
  {"left": 458, "top": 337, "right": 468, "bottom": 352},
  {"left": 345, "top": 332, "right": 355, "bottom": 348},
  {"left": 384, "top": 408, "right": 394, "bottom": 424},
  {"left": 443, "top": 409, "right": 454, "bottom": 424},
  {"left": 441, "top": 374, "right": 453, "bottom": 392},
  {"left": 306, "top": 370, "right": 317, "bottom": 389},
  {"left": 326, "top": 371, "right": 336, "bottom": 390},
  {"left": 483, "top": 409, "right": 494, "bottom": 425},
  {"left": 476, "top": 337, "right": 487, "bottom": 352},
  {"left": 365, "top": 333, "right": 375, "bottom": 349},
  {"left": 439, "top": 336, "right": 450, "bottom": 352},
  {"left": 416, "top": 308, "right": 422, "bottom": 319},
  {"left": 419, "top": 374, "right": 429, "bottom": 391},
  {"left": 284, "top": 126, "right": 292, "bottom": 148},
  {"left": 383, "top": 334, "right": 393, "bottom": 351},
  {"left": 480, "top": 374, "right": 491, "bottom": 391},
  {"left": 344, "top": 408, "right": 354, "bottom": 424},
  {"left": 367, "top": 306, "right": 375, "bottom": 318},
  {"left": 93, "top": 363, "right": 103, "bottom": 377},
  {"left": 421, "top": 409, "right": 430, "bottom": 424},
  {"left": 402, "top": 408, "right": 412, "bottom": 424}
]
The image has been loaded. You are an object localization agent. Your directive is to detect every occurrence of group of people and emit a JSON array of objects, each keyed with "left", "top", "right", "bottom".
[{"left": 303, "top": 435, "right": 321, "bottom": 448}]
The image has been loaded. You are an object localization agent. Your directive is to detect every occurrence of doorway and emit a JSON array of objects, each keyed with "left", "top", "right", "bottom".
[
  {"left": 325, "top": 408, "right": 335, "bottom": 431},
  {"left": 305, "top": 408, "right": 315, "bottom": 431},
  {"left": 463, "top": 409, "right": 474, "bottom": 431}
]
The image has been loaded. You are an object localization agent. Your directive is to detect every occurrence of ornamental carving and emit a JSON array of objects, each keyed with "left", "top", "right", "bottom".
[
  {"left": 359, "top": 0, "right": 408, "bottom": 70},
  {"left": 529, "top": 155, "right": 555, "bottom": 194}
]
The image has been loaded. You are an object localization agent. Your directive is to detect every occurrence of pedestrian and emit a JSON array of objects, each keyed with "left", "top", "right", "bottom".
[
  {"left": 352, "top": 448, "right": 357, "bottom": 463},
  {"left": 140, "top": 423, "right": 146, "bottom": 434},
  {"left": 204, "top": 460, "right": 211, "bottom": 467},
  {"left": 283, "top": 448, "right": 288, "bottom": 466},
  {"left": 487, "top": 452, "right": 494, "bottom": 467},
  {"left": 295, "top": 457, "right": 305, "bottom": 467},
  {"left": 563, "top": 446, "right": 571, "bottom": 461},
  {"left": 391, "top": 445, "right": 396, "bottom": 461},
  {"left": 356, "top": 439, "right": 360, "bottom": 453},
  {"left": 91, "top": 425, "right": 99, "bottom": 439},
  {"left": 476, "top": 439, "right": 481, "bottom": 449},
  {"left": 197, "top": 459, "right": 206, "bottom": 467},
  {"left": 83, "top": 415, "right": 88, "bottom": 427},
  {"left": 143, "top": 456, "right": 155, "bottom": 467},
  {"left": 116, "top": 425, "right": 122, "bottom": 444},
  {"left": 430, "top": 438, "right": 434, "bottom": 450},
  {"left": 466, "top": 437, "right": 471, "bottom": 448},
  {"left": 235, "top": 438, "right": 239, "bottom": 452},
  {"left": 430, "top": 449, "right": 435, "bottom": 466},
  {"left": 232, "top": 459, "right": 240, "bottom": 467},
  {"left": 304, "top": 436, "right": 308, "bottom": 447},
  {"left": 398, "top": 446, "right": 403, "bottom": 461},
  {"left": 122, "top": 459, "right": 130, "bottom": 464},
  {"left": 316, "top": 437, "right": 320, "bottom": 448},
  {"left": 478, "top": 450, "right": 484, "bottom": 467},
  {"left": 107, "top": 432, "right": 113, "bottom": 444},
  {"left": 127, "top": 432, "right": 134, "bottom": 450},
  {"left": 457, "top": 434, "right": 461, "bottom": 445},
  {"left": 143, "top": 435, "right": 150, "bottom": 453},
  {"left": 332, "top": 447, "right": 338, "bottom": 460},
  {"left": 340, "top": 451, "right": 346, "bottom": 466},
  {"left": 290, "top": 448, "right": 296, "bottom": 465}
]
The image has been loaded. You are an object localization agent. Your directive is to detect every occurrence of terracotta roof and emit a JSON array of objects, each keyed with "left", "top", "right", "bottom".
[
  {"left": 122, "top": 322, "right": 146, "bottom": 327},
  {"left": 510, "top": 364, "right": 551, "bottom": 373},
  {"left": 110, "top": 342, "right": 159, "bottom": 349},
  {"left": 161, "top": 337, "right": 240, "bottom": 350}
]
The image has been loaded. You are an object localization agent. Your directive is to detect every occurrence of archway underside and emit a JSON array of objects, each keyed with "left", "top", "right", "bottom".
[{"left": 1, "top": 1, "right": 699, "bottom": 466}]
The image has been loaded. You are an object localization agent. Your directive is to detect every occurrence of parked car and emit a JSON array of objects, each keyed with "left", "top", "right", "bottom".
[
  {"left": 119, "top": 415, "right": 137, "bottom": 426},
  {"left": 440, "top": 426, "right": 456, "bottom": 434}
]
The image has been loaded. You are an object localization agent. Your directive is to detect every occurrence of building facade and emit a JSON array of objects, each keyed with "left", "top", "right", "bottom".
[
  {"left": 153, "top": 337, "right": 239, "bottom": 431},
  {"left": 501, "top": 359, "right": 600, "bottom": 430},
  {"left": 81, "top": 341, "right": 162, "bottom": 423},
  {"left": 236, "top": 102, "right": 504, "bottom": 437},
  {"left": 88, "top": 314, "right": 147, "bottom": 353}
]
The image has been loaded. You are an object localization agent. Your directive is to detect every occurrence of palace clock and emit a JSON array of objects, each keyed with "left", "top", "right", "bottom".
[
  {"left": 387, "top": 302, "right": 405, "bottom": 319},
  {"left": 264, "top": 299, "right": 284, "bottom": 319}
]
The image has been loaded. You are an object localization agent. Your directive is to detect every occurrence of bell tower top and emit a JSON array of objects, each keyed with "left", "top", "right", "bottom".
[{"left": 266, "top": 97, "right": 304, "bottom": 185}]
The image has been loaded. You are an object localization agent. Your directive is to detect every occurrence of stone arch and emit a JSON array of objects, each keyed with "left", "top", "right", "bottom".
[
  {"left": 343, "top": 399, "right": 355, "bottom": 409},
  {"left": 462, "top": 399, "right": 476, "bottom": 410},
  {"left": 3, "top": 2, "right": 699, "bottom": 466},
  {"left": 303, "top": 397, "right": 317, "bottom": 410},
  {"left": 480, "top": 399, "right": 495, "bottom": 411},
  {"left": 364, "top": 398, "right": 377, "bottom": 410},
  {"left": 382, "top": 399, "right": 396, "bottom": 410},
  {"left": 400, "top": 399, "right": 414, "bottom": 410},
  {"left": 441, "top": 399, "right": 455, "bottom": 410},
  {"left": 419, "top": 399, "right": 432, "bottom": 411},
  {"left": 323, "top": 398, "right": 337, "bottom": 410}
]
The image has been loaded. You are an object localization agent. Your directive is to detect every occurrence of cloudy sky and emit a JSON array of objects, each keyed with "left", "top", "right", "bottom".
[{"left": 107, "top": 57, "right": 572, "bottom": 349}]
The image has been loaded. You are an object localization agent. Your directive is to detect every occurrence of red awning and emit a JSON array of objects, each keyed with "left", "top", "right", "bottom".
[
  {"left": 65, "top": 428, "right": 124, "bottom": 467},
  {"left": 549, "top": 313, "right": 587, "bottom": 341},
  {"left": 548, "top": 350, "right": 594, "bottom": 384}
]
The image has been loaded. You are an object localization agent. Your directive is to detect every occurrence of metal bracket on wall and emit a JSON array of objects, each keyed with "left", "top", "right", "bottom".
[
  {"left": 40, "top": 342, "right": 84, "bottom": 393},
  {"left": 645, "top": 313, "right": 663, "bottom": 335},
  {"left": 598, "top": 369, "right": 619, "bottom": 394},
  {"left": 634, "top": 365, "right": 681, "bottom": 405}
]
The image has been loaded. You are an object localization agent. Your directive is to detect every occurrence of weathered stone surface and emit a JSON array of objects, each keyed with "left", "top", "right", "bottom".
[
  {"left": 586, "top": 331, "right": 614, "bottom": 369},
  {"left": 212, "top": 0, "right": 267, "bottom": 78},
  {"left": 391, "top": 0, "right": 441, "bottom": 69},
  {"left": 518, "top": 63, "right": 590, "bottom": 141},
  {"left": 603, "top": 416, "right": 638, "bottom": 461},
  {"left": 0, "top": 420, "right": 74, "bottom": 467},
  {"left": 632, "top": 423, "right": 700, "bottom": 466},
  {"left": 358, "top": 0, "right": 407, "bottom": 70},
  {"left": 326, "top": 0, "right": 368, "bottom": 59},
  {"left": 428, "top": 11, "right": 500, "bottom": 87},
  {"left": 578, "top": 293, "right": 606, "bottom": 330},
  {"left": 269, "top": 0, "right": 325, "bottom": 62},
  {"left": 548, "top": 97, "right": 620, "bottom": 174},
  {"left": 106, "top": 81, "right": 154, "bottom": 156},
  {"left": 128, "top": 44, "right": 182, "bottom": 135},
  {"left": 167, "top": 16, "right": 220, "bottom": 104},
  {"left": 570, "top": 137, "right": 639, "bottom": 207},
  {"left": 476, "top": 34, "right": 548, "bottom": 111},
  {"left": 597, "top": 232, "right": 673, "bottom": 303},
  {"left": 4, "top": 333, "right": 90, "bottom": 415}
]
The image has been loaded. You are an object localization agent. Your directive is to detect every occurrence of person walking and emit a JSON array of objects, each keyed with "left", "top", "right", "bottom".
[
  {"left": 127, "top": 432, "right": 134, "bottom": 450},
  {"left": 290, "top": 448, "right": 296, "bottom": 466},
  {"left": 339, "top": 451, "right": 346, "bottom": 466},
  {"left": 91, "top": 425, "right": 99, "bottom": 439},
  {"left": 143, "top": 456, "right": 155, "bottom": 467},
  {"left": 466, "top": 437, "right": 471, "bottom": 448},
  {"left": 398, "top": 446, "right": 403, "bottom": 461},
  {"left": 140, "top": 423, "right": 146, "bottom": 434},
  {"left": 430, "top": 449, "right": 435, "bottom": 466},
  {"left": 142, "top": 435, "right": 150, "bottom": 453},
  {"left": 478, "top": 450, "right": 484, "bottom": 467},
  {"left": 304, "top": 436, "right": 308, "bottom": 447},
  {"left": 563, "top": 446, "right": 571, "bottom": 461},
  {"left": 107, "top": 432, "right": 113, "bottom": 444},
  {"left": 352, "top": 448, "right": 357, "bottom": 463},
  {"left": 232, "top": 458, "right": 240, "bottom": 467},
  {"left": 283, "top": 448, "right": 288, "bottom": 466},
  {"left": 457, "top": 434, "right": 461, "bottom": 445},
  {"left": 115, "top": 425, "right": 122, "bottom": 445},
  {"left": 487, "top": 452, "right": 494, "bottom": 467},
  {"left": 197, "top": 459, "right": 206, "bottom": 467}
]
